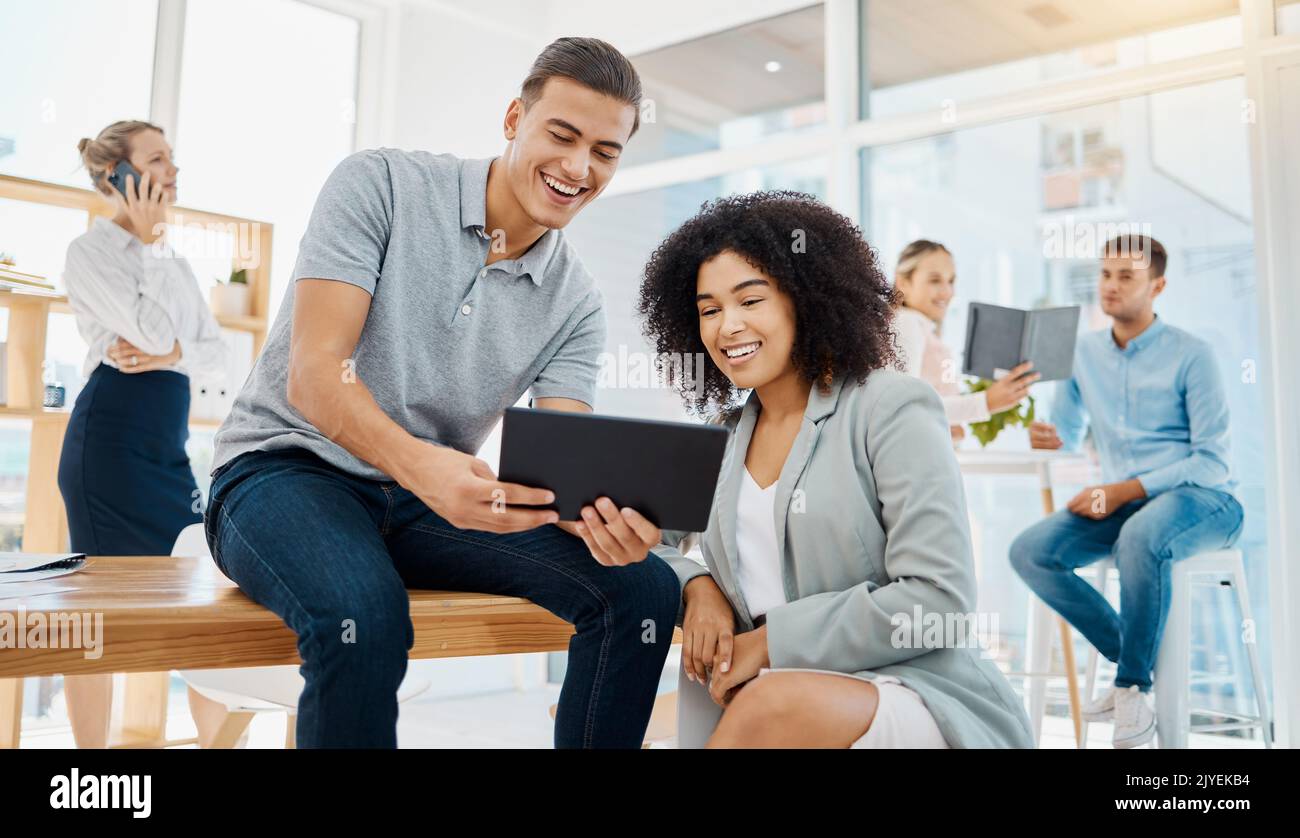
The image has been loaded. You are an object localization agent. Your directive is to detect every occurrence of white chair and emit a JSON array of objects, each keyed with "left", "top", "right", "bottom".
[
  {"left": 675, "top": 659, "right": 725, "bottom": 748},
  {"left": 1080, "top": 549, "right": 1272, "bottom": 749},
  {"left": 171, "top": 523, "right": 430, "bottom": 748}
]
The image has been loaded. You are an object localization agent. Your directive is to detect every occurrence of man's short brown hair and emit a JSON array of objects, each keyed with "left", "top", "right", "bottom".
[
  {"left": 1103, "top": 234, "right": 1168, "bottom": 278},
  {"left": 520, "top": 37, "right": 643, "bottom": 135}
]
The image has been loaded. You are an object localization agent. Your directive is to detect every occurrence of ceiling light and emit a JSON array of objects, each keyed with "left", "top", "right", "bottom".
[{"left": 764, "top": 60, "right": 782, "bottom": 73}]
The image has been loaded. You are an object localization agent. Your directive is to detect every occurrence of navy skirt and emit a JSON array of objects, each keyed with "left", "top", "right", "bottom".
[{"left": 57, "top": 364, "right": 202, "bottom": 555}]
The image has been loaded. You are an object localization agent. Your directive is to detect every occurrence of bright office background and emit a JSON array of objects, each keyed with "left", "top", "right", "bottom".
[{"left": 3, "top": 0, "right": 1298, "bottom": 745}]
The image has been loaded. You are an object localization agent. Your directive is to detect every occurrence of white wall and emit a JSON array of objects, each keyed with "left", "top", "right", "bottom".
[{"left": 390, "top": 2, "right": 546, "bottom": 156}]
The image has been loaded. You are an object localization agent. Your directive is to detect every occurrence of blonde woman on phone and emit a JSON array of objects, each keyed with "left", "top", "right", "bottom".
[
  {"left": 891, "top": 240, "right": 1037, "bottom": 439},
  {"left": 58, "top": 120, "right": 227, "bottom": 747}
]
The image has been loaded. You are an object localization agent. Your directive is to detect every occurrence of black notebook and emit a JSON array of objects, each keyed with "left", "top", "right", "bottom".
[{"left": 962, "top": 303, "right": 1081, "bottom": 382}]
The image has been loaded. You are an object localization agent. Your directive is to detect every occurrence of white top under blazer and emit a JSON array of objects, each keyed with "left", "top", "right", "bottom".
[
  {"left": 62, "top": 216, "right": 227, "bottom": 381},
  {"left": 733, "top": 467, "right": 786, "bottom": 619}
]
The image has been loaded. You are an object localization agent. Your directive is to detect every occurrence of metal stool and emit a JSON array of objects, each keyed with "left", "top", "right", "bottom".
[{"left": 1080, "top": 549, "right": 1272, "bottom": 748}]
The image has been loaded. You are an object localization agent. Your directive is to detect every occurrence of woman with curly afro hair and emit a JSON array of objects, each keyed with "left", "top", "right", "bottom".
[{"left": 640, "top": 191, "right": 1033, "bottom": 749}]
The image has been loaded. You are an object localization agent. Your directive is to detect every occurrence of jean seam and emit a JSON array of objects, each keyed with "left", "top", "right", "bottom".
[
  {"left": 206, "top": 497, "right": 225, "bottom": 570},
  {"left": 219, "top": 504, "right": 326, "bottom": 743},
  {"left": 1132, "top": 496, "right": 1242, "bottom": 676},
  {"left": 1141, "top": 491, "right": 1241, "bottom": 560},
  {"left": 379, "top": 484, "right": 395, "bottom": 536},
  {"left": 403, "top": 521, "right": 611, "bottom": 747}
]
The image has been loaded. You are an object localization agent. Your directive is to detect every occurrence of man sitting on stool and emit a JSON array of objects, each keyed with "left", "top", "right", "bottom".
[{"left": 1009, "top": 234, "right": 1244, "bottom": 748}]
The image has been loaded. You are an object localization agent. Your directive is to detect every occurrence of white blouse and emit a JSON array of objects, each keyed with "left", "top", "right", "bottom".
[
  {"left": 892, "top": 306, "right": 991, "bottom": 426},
  {"left": 62, "top": 217, "right": 227, "bottom": 381},
  {"left": 734, "top": 467, "right": 786, "bottom": 620}
]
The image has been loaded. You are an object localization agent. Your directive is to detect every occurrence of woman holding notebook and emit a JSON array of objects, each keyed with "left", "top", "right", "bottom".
[
  {"left": 628, "top": 192, "right": 1033, "bottom": 748},
  {"left": 890, "top": 239, "right": 1037, "bottom": 438}
]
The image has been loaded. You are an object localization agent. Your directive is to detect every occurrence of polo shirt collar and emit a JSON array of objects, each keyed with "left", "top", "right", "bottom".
[
  {"left": 459, "top": 157, "right": 492, "bottom": 232},
  {"left": 459, "top": 156, "right": 556, "bottom": 287}
]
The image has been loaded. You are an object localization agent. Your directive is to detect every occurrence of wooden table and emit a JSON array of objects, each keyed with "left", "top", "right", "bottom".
[{"left": 0, "top": 555, "right": 581, "bottom": 748}]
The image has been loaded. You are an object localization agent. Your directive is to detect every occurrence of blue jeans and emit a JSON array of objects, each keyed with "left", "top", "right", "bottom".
[
  {"left": 203, "top": 447, "right": 680, "bottom": 748},
  {"left": 1009, "top": 486, "right": 1244, "bottom": 692}
]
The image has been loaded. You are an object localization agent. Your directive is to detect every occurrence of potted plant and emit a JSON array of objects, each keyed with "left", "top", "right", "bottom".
[
  {"left": 964, "top": 377, "right": 1036, "bottom": 447},
  {"left": 210, "top": 267, "right": 250, "bottom": 317}
]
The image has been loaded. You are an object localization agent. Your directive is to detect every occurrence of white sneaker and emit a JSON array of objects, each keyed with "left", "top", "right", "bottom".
[
  {"left": 1112, "top": 685, "right": 1156, "bottom": 749},
  {"left": 1082, "top": 686, "right": 1118, "bottom": 722}
]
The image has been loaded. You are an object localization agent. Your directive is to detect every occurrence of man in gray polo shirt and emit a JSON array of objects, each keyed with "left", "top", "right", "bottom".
[{"left": 204, "top": 38, "right": 679, "bottom": 748}]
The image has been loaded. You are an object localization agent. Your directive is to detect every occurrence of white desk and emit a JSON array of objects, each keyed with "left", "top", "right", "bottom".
[{"left": 956, "top": 447, "right": 1097, "bottom": 748}]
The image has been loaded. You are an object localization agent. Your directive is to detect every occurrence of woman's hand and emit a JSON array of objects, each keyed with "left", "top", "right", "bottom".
[
  {"left": 983, "top": 361, "right": 1040, "bottom": 413},
  {"left": 707, "top": 624, "right": 770, "bottom": 707},
  {"left": 564, "top": 498, "right": 661, "bottom": 566},
  {"left": 681, "top": 575, "right": 735, "bottom": 686},
  {"left": 110, "top": 168, "right": 169, "bottom": 245},
  {"left": 109, "top": 337, "right": 181, "bottom": 373}
]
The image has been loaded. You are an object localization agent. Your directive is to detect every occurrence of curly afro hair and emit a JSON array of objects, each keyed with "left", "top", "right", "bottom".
[{"left": 637, "top": 190, "right": 900, "bottom": 417}]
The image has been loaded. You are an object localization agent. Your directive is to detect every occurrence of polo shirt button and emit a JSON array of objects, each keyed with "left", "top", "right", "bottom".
[
  {"left": 461, "top": 303, "right": 472, "bottom": 316},
  {"left": 478, "top": 269, "right": 487, "bottom": 279}
]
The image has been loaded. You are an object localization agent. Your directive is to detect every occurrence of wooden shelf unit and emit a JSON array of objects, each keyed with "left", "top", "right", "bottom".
[{"left": 0, "top": 173, "right": 273, "bottom": 554}]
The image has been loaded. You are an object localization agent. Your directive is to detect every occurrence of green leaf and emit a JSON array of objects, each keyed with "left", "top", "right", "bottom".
[{"left": 963, "top": 378, "right": 1036, "bottom": 447}]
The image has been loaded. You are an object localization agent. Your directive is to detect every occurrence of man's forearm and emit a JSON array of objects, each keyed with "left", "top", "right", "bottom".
[
  {"left": 287, "top": 354, "right": 428, "bottom": 485},
  {"left": 1111, "top": 478, "right": 1148, "bottom": 505}
]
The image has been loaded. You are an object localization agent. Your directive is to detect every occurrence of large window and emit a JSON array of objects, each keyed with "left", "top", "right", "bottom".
[
  {"left": 564, "top": 158, "right": 827, "bottom": 422},
  {"left": 175, "top": 0, "right": 360, "bottom": 319},
  {"left": 0, "top": 0, "right": 159, "bottom": 187},
  {"left": 562, "top": 0, "right": 1296, "bottom": 746},
  {"left": 1281, "top": 0, "right": 1300, "bottom": 33},
  {"left": 863, "top": 0, "right": 1242, "bottom": 120},
  {"left": 864, "top": 76, "right": 1269, "bottom": 727}
]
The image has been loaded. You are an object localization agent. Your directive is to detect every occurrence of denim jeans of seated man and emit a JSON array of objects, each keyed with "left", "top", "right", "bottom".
[
  {"left": 204, "top": 447, "right": 680, "bottom": 748},
  {"left": 1009, "top": 485, "right": 1244, "bottom": 692}
]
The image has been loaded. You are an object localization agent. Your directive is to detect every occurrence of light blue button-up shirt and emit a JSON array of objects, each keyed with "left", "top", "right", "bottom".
[{"left": 1050, "top": 315, "right": 1235, "bottom": 496}]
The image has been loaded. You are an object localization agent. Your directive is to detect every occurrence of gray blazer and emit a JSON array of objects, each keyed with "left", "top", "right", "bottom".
[{"left": 654, "top": 368, "right": 1035, "bottom": 749}]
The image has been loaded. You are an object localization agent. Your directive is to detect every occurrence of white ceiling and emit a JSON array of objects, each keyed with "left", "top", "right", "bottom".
[{"left": 632, "top": 0, "right": 1241, "bottom": 117}]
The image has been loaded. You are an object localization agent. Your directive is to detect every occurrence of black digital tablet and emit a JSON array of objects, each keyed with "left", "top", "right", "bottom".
[{"left": 499, "top": 407, "right": 729, "bottom": 532}]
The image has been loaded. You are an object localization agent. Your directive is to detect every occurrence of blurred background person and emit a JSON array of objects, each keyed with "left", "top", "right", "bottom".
[
  {"left": 57, "top": 119, "right": 228, "bottom": 748},
  {"left": 891, "top": 239, "right": 1037, "bottom": 441}
]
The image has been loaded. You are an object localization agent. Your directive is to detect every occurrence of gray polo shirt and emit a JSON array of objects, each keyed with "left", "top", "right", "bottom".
[{"left": 211, "top": 149, "right": 606, "bottom": 481}]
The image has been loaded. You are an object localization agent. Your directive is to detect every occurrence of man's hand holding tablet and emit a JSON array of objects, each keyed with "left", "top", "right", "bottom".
[
  {"left": 398, "top": 443, "right": 562, "bottom": 533},
  {"left": 398, "top": 443, "right": 660, "bottom": 563},
  {"left": 560, "top": 501, "right": 661, "bottom": 567},
  {"left": 498, "top": 407, "right": 729, "bottom": 566}
]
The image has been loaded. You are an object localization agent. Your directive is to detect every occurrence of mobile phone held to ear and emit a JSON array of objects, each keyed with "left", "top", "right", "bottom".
[{"left": 107, "top": 159, "right": 143, "bottom": 201}]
